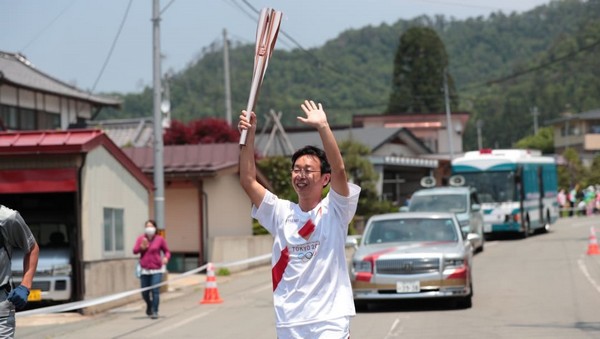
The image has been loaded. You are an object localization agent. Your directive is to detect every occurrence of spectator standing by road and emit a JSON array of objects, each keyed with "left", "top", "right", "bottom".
[
  {"left": 0, "top": 205, "right": 39, "bottom": 339},
  {"left": 133, "top": 220, "right": 170, "bottom": 319},
  {"left": 569, "top": 185, "right": 580, "bottom": 217},
  {"left": 238, "top": 100, "right": 361, "bottom": 338}
]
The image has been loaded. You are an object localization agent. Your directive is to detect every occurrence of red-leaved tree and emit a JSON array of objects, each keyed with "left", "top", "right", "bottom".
[{"left": 163, "top": 118, "right": 239, "bottom": 145}]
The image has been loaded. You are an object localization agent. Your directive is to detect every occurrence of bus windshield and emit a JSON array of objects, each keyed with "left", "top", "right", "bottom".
[{"left": 459, "top": 171, "right": 516, "bottom": 203}]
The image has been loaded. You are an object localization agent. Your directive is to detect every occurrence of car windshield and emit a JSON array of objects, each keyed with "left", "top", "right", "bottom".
[
  {"left": 364, "top": 218, "right": 458, "bottom": 245},
  {"left": 28, "top": 223, "right": 69, "bottom": 248},
  {"left": 409, "top": 194, "right": 467, "bottom": 213},
  {"left": 459, "top": 171, "right": 516, "bottom": 203}
]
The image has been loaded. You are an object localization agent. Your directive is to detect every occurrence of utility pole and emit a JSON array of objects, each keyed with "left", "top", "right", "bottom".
[
  {"left": 531, "top": 106, "right": 539, "bottom": 135},
  {"left": 223, "top": 28, "right": 232, "bottom": 125},
  {"left": 476, "top": 119, "right": 483, "bottom": 150},
  {"left": 443, "top": 69, "right": 454, "bottom": 159},
  {"left": 152, "top": 0, "right": 165, "bottom": 232}
]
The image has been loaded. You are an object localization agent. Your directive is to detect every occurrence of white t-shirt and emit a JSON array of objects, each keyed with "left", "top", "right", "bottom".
[{"left": 252, "top": 183, "right": 361, "bottom": 328}]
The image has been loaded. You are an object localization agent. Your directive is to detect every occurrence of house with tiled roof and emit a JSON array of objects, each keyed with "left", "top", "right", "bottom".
[
  {"left": 546, "top": 109, "right": 600, "bottom": 166},
  {"left": 123, "top": 143, "right": 273, "bottom": 271},
  {"left": 0, "top": 129, "right": 151, "bottom": 313},
  {"left": 0, "top": 51, "right": 120, "bottom": 130}
]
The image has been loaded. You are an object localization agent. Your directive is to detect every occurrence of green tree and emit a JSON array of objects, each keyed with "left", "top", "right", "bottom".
[
  {"left": 253, "top": 156, "right": 295, "bottom": 235},
  {"left": 386, "top": 26, "right": 458, "bottom": 113},
  {"left": 339, "top": 140, "right": 396, "bottom": 228},
  {"left": 256, "top": 156, "right": 295, "bottom": 202},
  {"left": 558, "top": 148, "right": 584, "bottom": 191},
  {"left": 583, "top": 155, "right": 600, "bottom": 188},
  {"left": 513, "top": 126, "right": 554, "bottom": 154}
]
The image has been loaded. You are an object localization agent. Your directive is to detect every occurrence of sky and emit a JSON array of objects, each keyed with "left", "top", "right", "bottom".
[{"left": 1, "top": 0, "right": 551, "bottom": 94}]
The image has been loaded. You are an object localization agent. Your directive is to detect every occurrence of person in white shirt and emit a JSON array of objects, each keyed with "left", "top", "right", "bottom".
[{"left": 239, "top": 100, "right": 361, "bottom": 339}]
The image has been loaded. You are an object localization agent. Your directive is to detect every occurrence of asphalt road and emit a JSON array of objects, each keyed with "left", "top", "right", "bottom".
[{"left": 16, "top": 215, "right": 600, "bottom": 338}]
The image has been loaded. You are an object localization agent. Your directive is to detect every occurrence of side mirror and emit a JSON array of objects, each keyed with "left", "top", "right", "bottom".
[
  {"left": 467, "top": 233, "right": 481, "bottom": 243},
  {"left": 345, "top": 236, "right": 360, "bottom": 249}
]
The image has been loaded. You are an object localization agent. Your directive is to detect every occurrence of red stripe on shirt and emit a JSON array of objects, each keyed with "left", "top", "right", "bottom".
[
  {"left": 272, "top": 247, "right": 290, "bottom": 291},
  {"left": 298, "top": 219, "right": 315, "bottom": 240}
]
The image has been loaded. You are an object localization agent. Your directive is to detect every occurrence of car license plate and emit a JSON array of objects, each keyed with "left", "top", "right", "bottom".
[
  {"left": 396, "top": 281, "right": 420, "bottom": 293},
  {"left": 484, "top": 223, "right": 492, "bottom": 233},
  {"left": 28, "top": 289, "right": 42, "bottom": 302}
]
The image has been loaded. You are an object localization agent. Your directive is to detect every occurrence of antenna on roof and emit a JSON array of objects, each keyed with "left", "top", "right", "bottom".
[{"left": 259, "top": 109, "right": 295, "bottom": 156}]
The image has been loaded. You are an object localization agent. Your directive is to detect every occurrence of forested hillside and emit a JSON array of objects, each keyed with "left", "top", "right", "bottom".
[{"left": 101, "top": 0, "right": 600, "bottom": 151}]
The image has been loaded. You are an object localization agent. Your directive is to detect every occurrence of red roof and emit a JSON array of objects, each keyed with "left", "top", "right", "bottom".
[
  {"left": 123, "top": 143, "right": 240, "bottom": 174},
  {"left": 0, "top": 129, "right": 153, "bottom": 190}
]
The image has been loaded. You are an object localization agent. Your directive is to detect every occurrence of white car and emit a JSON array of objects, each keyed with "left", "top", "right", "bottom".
[
  {"left": 348, "top": 212, "right": 473, "bottom": 309},
  {"left": 407, "top": 186, "right": 485, "bottom": 253},
  {"left": 11, "top": 223, "right": 72, "bottom": 303}
]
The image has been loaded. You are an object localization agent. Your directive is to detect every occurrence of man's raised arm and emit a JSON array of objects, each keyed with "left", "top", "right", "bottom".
[
  {"left": 299, "top": 100, "right": 349, "bottom": 197},
  {"left": 238, "top": 111, "right": 266, "bottom": 207}
]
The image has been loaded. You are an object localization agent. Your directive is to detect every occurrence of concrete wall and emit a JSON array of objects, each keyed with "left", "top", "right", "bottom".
[
  {"left": 209, "top": 235, "right": 272, "bottom": 272},
  {"left": 81, "top": 259, "right": 140, "bottom": 315}
]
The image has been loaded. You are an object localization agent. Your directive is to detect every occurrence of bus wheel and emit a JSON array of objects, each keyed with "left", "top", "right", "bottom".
[
  {"left": 541, "top": 212, "right": 551, "bottom": 233},
  {"left": 520, "top": 219, "right": 530, "bottom": 239}
]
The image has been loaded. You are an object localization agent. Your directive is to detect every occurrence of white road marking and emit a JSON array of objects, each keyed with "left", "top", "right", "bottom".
[
  {"left": 383, "top": 317, "right": 404, "bottom": 338},
  {"left": 577, "top": 256, "right": 600, "bottom": 294},
  {"left": 150, "top": 311, "right": 212, "bottom": 337}
]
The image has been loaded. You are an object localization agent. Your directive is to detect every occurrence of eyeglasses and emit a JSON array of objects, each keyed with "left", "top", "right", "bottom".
[{"left": 291, "top": 168, "right": 321, "bottom": 176}]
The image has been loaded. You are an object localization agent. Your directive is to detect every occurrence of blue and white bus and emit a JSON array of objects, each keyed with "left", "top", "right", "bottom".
[{"left": 451, "top": 149, "right": 559, "bottom": 238}]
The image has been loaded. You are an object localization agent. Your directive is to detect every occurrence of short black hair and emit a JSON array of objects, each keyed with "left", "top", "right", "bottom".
[{"left": 291, "top": 145, "right": 331, "bottom": 174}]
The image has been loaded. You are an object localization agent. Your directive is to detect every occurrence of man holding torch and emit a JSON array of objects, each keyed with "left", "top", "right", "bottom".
[{"left": 238, "top": 100, "right": 361, "bottom": 338}]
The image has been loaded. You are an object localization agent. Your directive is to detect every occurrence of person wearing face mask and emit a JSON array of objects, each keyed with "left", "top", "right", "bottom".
[{"left": 133, "top": 219, "right": 170, "bottom": 319}]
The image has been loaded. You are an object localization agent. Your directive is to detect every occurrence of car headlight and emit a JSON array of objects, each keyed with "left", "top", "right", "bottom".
[
  {"left": 444, "top": 259, "right": 464, "bottom": 268},
  {"left": 353, "top": 260, "right": 372, "bottom": 273},
  {"left": 51, "top": 264, "right": 72, "bottom": 276}
]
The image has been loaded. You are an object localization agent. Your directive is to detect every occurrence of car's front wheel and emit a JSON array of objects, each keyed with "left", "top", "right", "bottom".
[
  {"left": 456, "top": 295, "right": 472, "bottom": 309},
  {"left": 354, "top": 300, "right": 369, "bottom": 312}
]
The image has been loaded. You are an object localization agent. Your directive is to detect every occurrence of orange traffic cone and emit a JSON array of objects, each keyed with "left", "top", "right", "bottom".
[
  {"left": 200, "top": 262, "right": 223, "bottom": 304},
  {"left": 586, "top": 227, "right": 600, "bottom": 255}
]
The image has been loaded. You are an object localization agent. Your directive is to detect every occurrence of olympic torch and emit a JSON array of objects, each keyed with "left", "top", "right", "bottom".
[{"left": 239, "top": 8, "right": 283, "bottom": 146}]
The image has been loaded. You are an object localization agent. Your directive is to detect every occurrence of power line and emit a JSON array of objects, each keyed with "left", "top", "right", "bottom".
[
  {"left": 90, "top": 0, "right": 134, "bottom": 93},
  {"left": 236, "top": 0, "right": 379, "bottom": 90},
  {"left": 460, "top": 38, "right": 600, "bottom": 91},
  {"left": 20, "top": 0, "right": 76, "bottom": 53}
]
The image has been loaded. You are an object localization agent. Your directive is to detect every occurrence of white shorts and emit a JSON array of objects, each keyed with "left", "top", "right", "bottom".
[{"left": 276, "top": 316, "right": 350, "bottom": 339}]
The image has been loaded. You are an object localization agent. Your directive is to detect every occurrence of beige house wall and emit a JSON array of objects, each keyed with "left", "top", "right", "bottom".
[
  {"left": 164, "top": 183, "right": 201, "bottom": 252},
  {"left": 78, "top": 146, "right": 149, "bottom": 307},
  {"left": 204, "top": 173, "right": 253, "bottom": 238},
  {"left": 80, "top": 146, "right": 149, "bottom": 262},
  {"left": 374, "top": 143, "right": 418, "bottom": 157},
  {"left": 584, "top": 134, "right": 600, "bottom": 151}
]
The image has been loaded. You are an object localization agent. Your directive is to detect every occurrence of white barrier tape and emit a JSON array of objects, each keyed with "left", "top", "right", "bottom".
[{"left": 16, "top": 252, "right": 271, "bottom": 318}]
